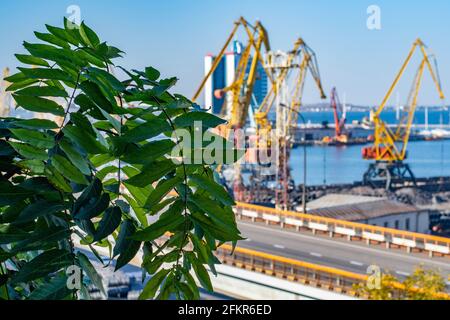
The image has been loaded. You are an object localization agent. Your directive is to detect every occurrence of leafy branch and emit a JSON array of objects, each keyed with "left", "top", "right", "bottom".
[{"left": 0, "top": 18, "right": 243, "bottom": 300}]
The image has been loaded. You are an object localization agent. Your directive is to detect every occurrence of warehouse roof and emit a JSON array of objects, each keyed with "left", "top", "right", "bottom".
[{"left": 306, "top": 194, "right": 422, "bottom": 222}]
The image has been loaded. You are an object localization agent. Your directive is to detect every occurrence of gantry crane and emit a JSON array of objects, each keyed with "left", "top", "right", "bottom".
[
  {"left": 362, "top": 38, "right": 445, "bottom": 189},
  {"left": 254, "top": 38, "right": 326, "bottom": 210},
  {"left": 192, "top": 17, "right": 273, "bottom": 201},
  {"left": 322, "top": 87, "right": 349, "bottom": 144},
  {"left": 0, "top": 68, "right": 11, "bottom": 117}
]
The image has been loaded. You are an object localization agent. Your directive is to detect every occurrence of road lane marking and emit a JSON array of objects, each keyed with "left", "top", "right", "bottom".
[
  {"left": 396, "top": 271, "right": 411, "bottom": 276},
  {"left": 273, "top": 244, "right": 285, "bottom": 249},
  {"left": 244, "top": 238, "right": 252, "bottom": 242},
  {"left": 350, "top": 261, "right": 364, "bottom": 266},
  {"left": 310, "top": 252, "right": 322, "bottom": 257}
]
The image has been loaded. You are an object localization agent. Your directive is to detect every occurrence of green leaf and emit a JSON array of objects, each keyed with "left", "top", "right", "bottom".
[
  {"left": 173, "top": 111, "right": 226, "bottom": 128},
  {"left": 14, "top": 200, "right": 65, "bottom": 224},
  {"left": 45, "top": 165, "right": 72, "bottom": 192},
  {"left": 47, "top": 23, "right": 79, "bottom": 46},
  {"left": 190, "top": 194, "right": 239, "bottom": 232},
  {"left": 34, "top": 31, "right": 70, "bottom": 49},
  {"left": 8, "top": 142, "right": 47, "bottom": 161},
  {"left": 18, "top": 67, "right": 74, "bottom": 83},
  {"left": 15, "top": 54, "right": 50, "bottom": 67},
  {"left": 10, "top": 128, "right": 54, "bottom": 149},
  {"left": 131, "top": 201, "right": 185, "bottom": 242},
  {"left": 125, "top": 159, "right": 176, "bottom": 187},
  {"left": 70, "top": 112, "right": 96, "bottom": 137},
  {"left": 189, "top": 254, "right": 213, "bottom": 292},
  {"left": 189, "top": 174, "right": 234, "bottom": 206},
  {"left": 51, "top": 154, "right": 88, "bottom": 185},
  {"left": 63, "top": 125, "right": 108, "bottom": 154},
  {"left": 7, "top": 79, "right": 40, "bottom": 91},
  {"left": 15, "top": 85, "right": 68, "bottom": 98},
  {"left": 122, "top": 166, "right": 153, "bottom": 205},
  {"left": 122, "top": 194, "right": 147, "bottom": 227},
  {"left": 139, "top": 269, "right": 170, "bottom": 300},
  {"left": 122, "top": 139, "right": 175, "bottom": 165},
  {"left": 181, "top": 269, "right": 200, "bottom": 300},
  {"left": 93, "top": 207, "right": 122, "bottom": 242},
  {"left": 22, "top": 42, "right": 85, "bottom": 68},
  {"left": 59, "top": 139, "right": 91, "bottom": 175},
  {"left": 77, "top": 252, "right": 106, "bottom": 295},
  {"left": 95, "top": 165, "right": 117, "bottom": 181},
  {"left": 144, "top": 67, "right": 160, "bottom": 81},
  {"left": 28, "top": 275, "right": 72, "bottom": 300},
  {"left": 86, "top": 67, "right": 125, "bottom": 91},
  {"left": 10, "top": 249, "right": 73, "bottom": 285},
  {"left": 78, "top": 80, "right": 114, "bottom": 113},
  {"left": 144, "top": 176, "right": 183, "bottom": 209},
  {"left": 0, "top": 225, "right": 29, "bottom": 244},
  {"left": 12, "top": 94, "right": 64, "bottom": 116},
  {"left": 120, "top": 118, "right": 171, "bottom": 143},
  {"left": 13, "top": 119, "right": 58, "bottom": 130},
  {"left": 80, "top": 21, "right": 100, "bottom": 48},
  {"left": 1, "top": 226, "right": 71, "bottom": 262},
  {"left": 74, "top": 193, "right": 110, "bottom": 220},
  {"left": 113, "top": 219, "right": 141, "bottom": 271},
  {"left": 189, "top": 209, "right": 242, "bottom": 242}
]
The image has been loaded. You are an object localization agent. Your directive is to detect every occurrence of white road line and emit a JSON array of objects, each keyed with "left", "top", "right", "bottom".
[
  {"left": 310, "top": 252, "right": 322, "bottom": 257},
  {"left": 238, "top": 221, "right": 450, "bottom": 270},
  {"left": 273, "top": 244, "right": 285, "bottom": 249},
  {"left": 396, "top": 271, "right": 411, "bottom": 277},
  {"left": 350, "top": 261, "right": 364, "bottom": 266},
  {"left": 244, "top": 238, "right": 252, "bottom": 242}
]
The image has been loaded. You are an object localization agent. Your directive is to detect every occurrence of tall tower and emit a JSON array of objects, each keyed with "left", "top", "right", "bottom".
[
  {"left": 0, "top": 68, "right": 11, "bottom": 117},
  {"left": 203, "top": 40, "right": 267, "bottom": 118}
]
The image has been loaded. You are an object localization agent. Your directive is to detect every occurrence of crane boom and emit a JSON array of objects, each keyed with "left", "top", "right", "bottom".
[{"left": 363, "top": 38, "right": 445, "bottom": 162}]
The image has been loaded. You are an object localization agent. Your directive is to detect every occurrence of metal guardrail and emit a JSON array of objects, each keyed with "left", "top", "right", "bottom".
[
  {"left": 235, "top": 202, "right": 450, "bottom": 257},
  {"left": 217, "top": 244, "right": 367, "bottom": 297},
  {"left": 217, "top": 244, "right": 450, "bottom": 300}
]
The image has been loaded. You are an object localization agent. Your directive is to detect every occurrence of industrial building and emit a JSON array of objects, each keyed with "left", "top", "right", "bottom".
[
  {"left": 204, "top": 40, "right": 268, "bottom": 115},
  {"left": 304, "top": 194, "right": 432, "bottom": 234}
]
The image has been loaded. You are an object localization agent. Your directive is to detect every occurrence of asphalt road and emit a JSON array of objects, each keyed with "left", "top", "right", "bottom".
[{"left": 237, "top": 221, "right": 450, "bottom": 283}]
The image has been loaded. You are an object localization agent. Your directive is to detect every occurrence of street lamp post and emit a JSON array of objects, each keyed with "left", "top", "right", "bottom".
[
  {"left": 297, "top": 112, "right": 308, "bottom": 214},
  {"left": 279, "top": 104, "right": 308, "bottom": 213}
]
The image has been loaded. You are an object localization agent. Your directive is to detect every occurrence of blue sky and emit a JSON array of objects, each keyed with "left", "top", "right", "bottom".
[{"left": 1, "top": 0, "right": 450, "bottom": 106}]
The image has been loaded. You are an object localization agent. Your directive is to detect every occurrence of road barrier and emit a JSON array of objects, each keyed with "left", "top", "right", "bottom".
[
  {"left": 235, "top": 202, "right": 450, "bottom": 257},
  {"left": 217, "top": 244, "right": 450, "bottom": 300},
  {"left": 217, "top": 244, "right": 367, "bottom": 297}
]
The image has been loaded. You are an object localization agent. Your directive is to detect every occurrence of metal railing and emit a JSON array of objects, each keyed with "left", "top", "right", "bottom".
[
  {"left": 235, "top": 202, "right": 450, "bottom": 257},
  {"left": 217, "top": 244, "right": 450, "bottom": 300},
  {"left": 217, "top": 244, "right": 367, "bottom": 296}
]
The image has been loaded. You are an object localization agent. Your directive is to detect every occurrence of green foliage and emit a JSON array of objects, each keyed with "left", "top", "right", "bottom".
[
  {"left": 0, "top": 18, "right": 242, "bottom": 300},
  {"left": 354, "top": 266, "right": 449, "bottom": 300}
]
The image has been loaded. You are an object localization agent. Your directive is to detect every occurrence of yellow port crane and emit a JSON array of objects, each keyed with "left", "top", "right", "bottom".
[
  {"left": 253, "top": 38, "right": 326, "bottom": 210},
  {"left": 362, "top": 38, "right": 445, "bottom": 189},
  {"left": 192, "top": 16, "right": 272, "bottom": 130}
]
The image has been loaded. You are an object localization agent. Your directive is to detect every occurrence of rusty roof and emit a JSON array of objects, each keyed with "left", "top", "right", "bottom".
[{"left": 306, "top": 194, "right": 422, "bottom": 221}]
